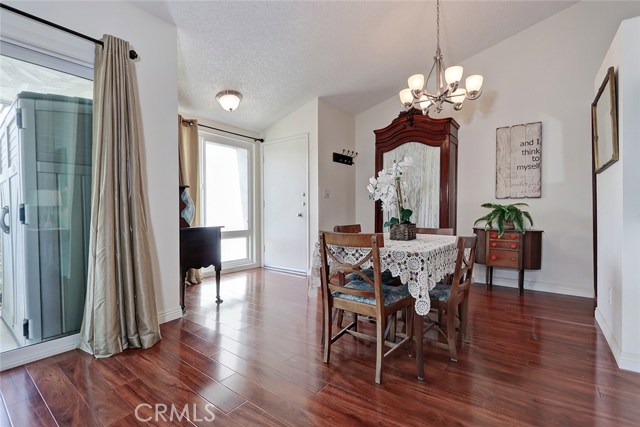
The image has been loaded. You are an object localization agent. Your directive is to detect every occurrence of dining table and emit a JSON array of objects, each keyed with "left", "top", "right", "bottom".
[{"left": 309, "top": 232, "right": 459, "bottom": 380}]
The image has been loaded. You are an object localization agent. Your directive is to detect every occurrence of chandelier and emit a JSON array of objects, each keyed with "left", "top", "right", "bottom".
[{"left": 399, "top": 0, "right": 483, "bottom": 114}]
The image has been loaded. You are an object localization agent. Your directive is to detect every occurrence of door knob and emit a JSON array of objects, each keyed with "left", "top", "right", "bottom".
[
  {"left": 296, "top": 213, "right": 303, "bottom": 217},
  {"left": 0, "top": 206, "right": 9, "bottom": 234}
]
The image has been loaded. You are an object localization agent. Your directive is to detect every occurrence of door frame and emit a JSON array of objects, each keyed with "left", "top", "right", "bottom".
[{"left": 261, "top": 133, "right": 309, "bottom": 274}]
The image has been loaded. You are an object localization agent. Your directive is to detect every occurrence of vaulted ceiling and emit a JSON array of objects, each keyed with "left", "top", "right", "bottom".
[{"left": 133, "top": 1, "right": 577, "bottom": 132}]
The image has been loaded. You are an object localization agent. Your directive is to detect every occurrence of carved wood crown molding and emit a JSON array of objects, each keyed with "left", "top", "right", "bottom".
[{"left": 396, "top": 107, "right": 425, "bottom": 126}]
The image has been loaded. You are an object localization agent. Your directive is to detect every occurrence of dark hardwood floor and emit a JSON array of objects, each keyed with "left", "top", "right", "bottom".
[{"left": 2, "top": 268, "right": 639, "bottom": 426}]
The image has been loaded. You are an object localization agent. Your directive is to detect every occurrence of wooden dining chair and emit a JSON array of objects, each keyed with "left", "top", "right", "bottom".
[
  {"left": 421, "top": 235, "right": 477, "bottom": 361},
  {"left": 330, "top": 224, "right": 399, "bottom": 329},
  {"left": 319, "top": 231, "right": 414, "bottom": 384},
  {"left": 415, "top": 227, "right": 454, "bottom": 235},
  {"left": 333, "top": 224, "right": 362, "bottom": 233}
]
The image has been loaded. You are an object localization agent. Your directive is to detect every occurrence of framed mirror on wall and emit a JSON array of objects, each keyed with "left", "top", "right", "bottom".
[
  {"left": 592, "top": 66, "right": 619, "bottom": 174},
  {"left": 374, "top": 109, "right": 459, "bottom": 233}
]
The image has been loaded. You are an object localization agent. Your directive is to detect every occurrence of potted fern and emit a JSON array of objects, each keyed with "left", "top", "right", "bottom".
[{"left": 474, "top": 203, "right": 533, "bottom": 237}]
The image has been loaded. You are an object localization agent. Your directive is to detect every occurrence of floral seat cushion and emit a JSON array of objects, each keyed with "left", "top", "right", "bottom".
[
  {"left": 332, "top": 280, "right": 411, "bottom": 306},
  {"left": 346, "top": 268, "right": 397, "bottom": 285},
  {"left": 429, "top": 282, "right": 452, "bottom": 302}
]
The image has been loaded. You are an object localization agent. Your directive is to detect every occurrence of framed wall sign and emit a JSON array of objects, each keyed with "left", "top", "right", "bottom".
[
  {"left": 496, "top": 121, "right": 542, "bottom": 199},
  {"left": 592, "top": 66, "right": 619, "bottom": 174}
]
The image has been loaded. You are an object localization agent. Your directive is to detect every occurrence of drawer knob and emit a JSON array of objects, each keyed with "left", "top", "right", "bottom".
[
  {"left": 491, "top": 233, "right": 498, "bottom": 238},
  {"left": 491, "top": 242, "right": 497, "bottom": 247},
  {"left": 511, "top": 243, "right": 517, "bottom": 249},
  {"left": 491, "top": 255, "right": 497, "bottom": 260},
  {"left": 511, "top": 257, "right": 516, "bottom": 261}
]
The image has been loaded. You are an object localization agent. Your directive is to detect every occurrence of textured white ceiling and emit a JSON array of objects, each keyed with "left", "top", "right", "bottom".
[{"left": 132, "top": 1, "right": 576, "bottom": 132}]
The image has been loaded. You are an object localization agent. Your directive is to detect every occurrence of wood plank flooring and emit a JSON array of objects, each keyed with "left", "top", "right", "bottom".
[{"left": 2, "top": 268, "right": 639, "bottom": 426}]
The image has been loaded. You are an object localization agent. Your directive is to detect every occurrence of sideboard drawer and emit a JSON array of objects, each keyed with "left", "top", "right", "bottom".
[
  {"left": 489, "top": 231, "right": 521, "bottom": 241},
  {"left": 488, "top": 240, "right": 520, "bottom": 250},
  {"left": 487, "top": 249, "right": 519, "bottom": 268}
]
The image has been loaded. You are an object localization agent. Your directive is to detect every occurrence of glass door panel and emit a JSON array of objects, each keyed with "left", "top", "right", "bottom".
[{"left": 202, "top": 136, "right": 255, "bottom": 268}]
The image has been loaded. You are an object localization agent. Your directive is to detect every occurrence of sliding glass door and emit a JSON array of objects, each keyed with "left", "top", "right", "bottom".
[
  {"left": 201, "top": 133, "right": 257, "bottom": 270},
  {"left": 0, "top": 47, "right": 93, "bottom": 353}
]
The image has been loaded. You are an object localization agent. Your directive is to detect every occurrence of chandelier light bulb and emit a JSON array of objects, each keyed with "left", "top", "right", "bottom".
[
  {"left": 418, "top": 95, "right": 432, "bottom": 111},
  {"left": 407, "top": 74, "right": 425, "bottom": 92},
  {"left": 445, "top": 66, "right": 463, "bottom": 86},
  {"left": 451, "top": 88, "right": 466, "bottom": 104},
  {"left": 399, "top": 88, "right": 414, "bottom": 107},
  {"left": 465, "top": 75, "right": 484, "bottom": 99}
]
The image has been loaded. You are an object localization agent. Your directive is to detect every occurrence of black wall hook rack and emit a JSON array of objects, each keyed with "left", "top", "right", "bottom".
[{"left": 333, "top": 150, "right": 358, "bottom": 166}]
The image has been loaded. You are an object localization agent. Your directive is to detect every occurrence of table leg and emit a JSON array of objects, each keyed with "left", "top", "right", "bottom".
[
  {"left": 518, "top": 269, "right": 524, "bottom": 295},
  {"left": 215, "top": 267, "right": 223, "bottom": 304},
  {"left": 415, "top": 311, "right": 424, "bottom": 380},
  {"left": 180, "top": 267, "right": 186, "bottom": 314}
]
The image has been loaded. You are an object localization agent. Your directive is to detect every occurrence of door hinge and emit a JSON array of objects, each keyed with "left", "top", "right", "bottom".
[{"left": 16, "top": 109, "right": 23, "bottom": 129}]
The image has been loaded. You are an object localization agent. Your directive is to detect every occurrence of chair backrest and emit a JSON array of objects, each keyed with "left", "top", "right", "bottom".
[
  {"left": 449, "top": 236, "right": 478, "bottom": 300},
  {"left": 415, "top": 227, "right": 454, "bottom": 236},
  {"left": 333, "top": 224, "right": 362, "bottom": 233},
  {"left": 319, "top": 231, "right": 385, "bottom": 303}
]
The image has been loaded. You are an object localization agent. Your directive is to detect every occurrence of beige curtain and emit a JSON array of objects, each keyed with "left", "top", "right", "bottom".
[
  {"left": 79, "top": 35, "right": 161, "bottom": 357},
  {"left": 178, "top": 115, "right": 202, "bottom": 283}
]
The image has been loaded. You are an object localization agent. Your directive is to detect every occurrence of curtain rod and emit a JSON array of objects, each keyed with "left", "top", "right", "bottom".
[
  {"left": 0, "top": 3, "right": 139, "bottom": 60},
  {"left": 182, "top": 119, "right": 264, "bottom": 143}
]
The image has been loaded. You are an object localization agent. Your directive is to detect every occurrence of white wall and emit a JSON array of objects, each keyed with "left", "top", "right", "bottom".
[
  {"left": 619, "top": 16, "right": 640, "bottom": 372},
  {"left": 595, "top": 16, "right": 640, "bottom": 373},
  {"left": 318, "top": 99, "right": 356, "bottom": 232},
  {"left": 1, "top": 1, "right": 178, "bottom": 368},
  {"left": 355, "top": 1, "right": 640, "bottom": 298},
  {"left": 264, "top": 98, "right": 319, "bottom": 262}
]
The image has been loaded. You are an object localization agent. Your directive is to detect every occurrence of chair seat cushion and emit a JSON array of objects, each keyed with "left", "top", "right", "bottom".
[
  {"left": 429, "top": 282, "right": 451, "bottom": 302},
  {"left": 346, "top": 268, "right": 396, "bottom": 285},
  {"left": 333, "top": 280, "right": 411, "bottom": 306}
]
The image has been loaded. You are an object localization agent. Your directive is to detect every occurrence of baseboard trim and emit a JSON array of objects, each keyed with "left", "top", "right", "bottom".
[
  {"left": 0, "top": 333, "right": 80, "bottom": 371},
  {"left": 263, "top": 266, "right": 307, "bottom": 276},
  {"left": 475, "top": 268, "right": 593, "bottom": 298},
  {"left": 158, "top": 306, "right": 183, "bottom": 324},
  {"left": 619, "top": 351, "right": 640, "bottom": 373},
  {"left": 595, "top": 308, "right": 640, "bottom": 373},
  {"left": 1, "top": 307, "right": 183, "bottom": 371}
]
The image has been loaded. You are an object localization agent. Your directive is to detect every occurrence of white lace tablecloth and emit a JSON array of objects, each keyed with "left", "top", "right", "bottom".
[{"left": 309, "top": 233, "right": 458, "bottom": 315}]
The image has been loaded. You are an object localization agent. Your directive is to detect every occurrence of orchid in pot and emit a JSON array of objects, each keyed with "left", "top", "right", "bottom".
[{"left": 367, "top": 156, "right": 414, "bottom": 230}]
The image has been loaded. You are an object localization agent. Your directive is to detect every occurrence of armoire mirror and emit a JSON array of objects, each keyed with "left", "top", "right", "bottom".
[{"left": 374, "top": 108, "right": 459, "bottom": 233}]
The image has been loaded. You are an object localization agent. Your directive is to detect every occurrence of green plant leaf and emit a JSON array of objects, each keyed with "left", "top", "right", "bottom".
[
  {"left": 384, "top": 217, "right": 400, "bottom": 229},
  {"left": 475, "top": 202, "right": 534, "bottom": 236},
  {"left": 474, "top": 214, "right": 491, "bottom": 225},
  {"left": 512, "top": 215, "right": 525, "bottom": 233},
  {"left": 400, "top": 208, "right": 413, "bottom": 222},
  {"left": 496, "top": 210, "right": 506, "bottom": 237}
]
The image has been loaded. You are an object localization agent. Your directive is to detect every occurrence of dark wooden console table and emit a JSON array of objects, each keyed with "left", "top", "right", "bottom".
[
  {"left": 180, "top": 226, "right": 223, "bottom": 313},
  {"left": 474, "top": 227, "right": 543, "bottom": 295}
]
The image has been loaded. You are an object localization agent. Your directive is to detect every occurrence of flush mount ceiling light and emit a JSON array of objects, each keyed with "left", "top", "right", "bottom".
[
  {"left": 399, "top": 0, "right": 483, "bottom": 115},
  {"left": 216, "top": 90, "right": 242, "bottom": 112}
]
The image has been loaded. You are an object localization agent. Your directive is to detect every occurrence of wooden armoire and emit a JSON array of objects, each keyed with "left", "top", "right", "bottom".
[{"left": 374, "top": 108, "right": 459, "bottom": 233}]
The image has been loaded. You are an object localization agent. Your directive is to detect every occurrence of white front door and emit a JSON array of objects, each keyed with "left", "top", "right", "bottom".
[{"left": 262, "top": 134, "right": 308, "bottom": 274}]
